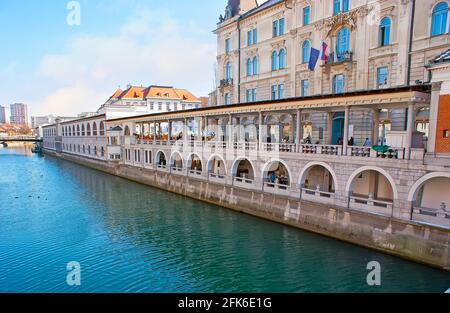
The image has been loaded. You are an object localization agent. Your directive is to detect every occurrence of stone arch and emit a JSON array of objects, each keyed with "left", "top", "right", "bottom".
[
  {"left": 169, "top": 151, "right": 184, "bottom": 169},
  {"left": 155, "top": 150, "right": 167, "bottom": 166},
  {"left": 92, "top": 122, "right": 98, "bottom": 136},
  {"left": 231, "top": 157, "right": 256, "bottom": 180},
  {"left": 346, "top": 166, "right": 398, "bottom": 200},
  {"left": 207, "top": 154, "right": 227, "bottom": 176},
  {"left": 261, "top": 159, "right": 292, "bottom": 187},
  {"left": 86, "top": 123, "right": 91, "bottom": 136},
  {"left": 408, "top": 172, "right": 450, "bottom": 202},
  {"left": 187, "top": 153, "right": 203, "bottom": 172},
  {"left": 299, "top": 161, "right": 338, "bottom": 192}
]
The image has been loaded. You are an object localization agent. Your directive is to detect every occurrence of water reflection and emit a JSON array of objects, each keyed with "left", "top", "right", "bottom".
[{"left": 0, "top": 148, "right": 449, "bottom": 293}]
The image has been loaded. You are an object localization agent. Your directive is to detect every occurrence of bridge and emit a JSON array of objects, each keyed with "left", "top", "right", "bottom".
[{"left": 0, "top": 136, "right": 43, "bottom": 146}]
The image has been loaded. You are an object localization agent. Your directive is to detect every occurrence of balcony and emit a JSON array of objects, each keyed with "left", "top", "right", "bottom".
[
  {"left": 219, "top": 78, "right": 233, "bottom": 89},
  {"left": 326, "top": 52, "right": 353, "bottom": 65}
]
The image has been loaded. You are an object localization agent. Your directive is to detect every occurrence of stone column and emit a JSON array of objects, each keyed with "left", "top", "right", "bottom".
[
  {"left": 289, "top": 114, "right": 295, "bottom": 143},
  {"left": 405, "top": 103, "right": 416, "bottom": 159},
  {"left": 372, "top": 109, "right": 380, "bottom": 146},
  {"left": 228, "top": 114, "right": 233, "bottom": 148},
  {"left": 153, "top": 122, "right": 156, "bottom": 144},
  {"left": 327, "top": 112, "right": 333, "bottom": 145},
  {"left": 295, "top": 109, "right": 302, "bottom": 145},
  {"left": 168, "top": 120, "right": 172, "bottom": 141},
  {"left": 343, "top": 106, "right": 350, "bottom": 155},
  {"left": 184, "top": 118, "right": 188, "bottom": 147},
  {"left": 427, "top": 82, "right": 442, "bottom": 154}
]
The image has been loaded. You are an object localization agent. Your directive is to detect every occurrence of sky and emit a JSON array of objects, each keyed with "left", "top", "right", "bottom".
[{"left": 0, "top": 0, "right": 224, "bottom": 117}]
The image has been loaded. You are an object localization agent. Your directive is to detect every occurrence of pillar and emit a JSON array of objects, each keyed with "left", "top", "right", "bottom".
[
  {"left": 405, "top": 103, "right": 416, "bottom": 158},
  {"left": 427, "top": 82, "right": 442, "bottom": 154},
  {"left": 228, "top": 114, "right": 233, "bottom": 147},
  {"left": 259, "top": 112, "right": 264, "bottom": 144},
  {"left": 343, "top": 106, "right": 350, "bottom": 154},
  {"left": 327, "top": 112, "right": 333, "bottom": 145},
  {"left": 295, "top": 109, "right": 301, "bottom": 145},
  {"left": 168, "top": 120, "right": 172, "bottom": 141},
  {"left": 184, "top": 118, "right": 188, "bottom": 146},
  {"left": 289, "top": 114, "right": 295, "bottom": 143},
  {"left": 372, "top": 109, "right": 380, "bottom": 146}
]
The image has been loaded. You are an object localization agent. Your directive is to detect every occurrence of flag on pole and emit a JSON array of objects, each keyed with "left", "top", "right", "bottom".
[
  {"left": 319, "top": 41, "right": 328, "bottom": 63},
  {"left": 308, "top": 48, "right": 320, "bottom": 71}
]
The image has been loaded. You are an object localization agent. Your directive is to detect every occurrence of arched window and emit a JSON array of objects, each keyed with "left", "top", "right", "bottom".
[
  {"left": 225, "top": 62, "right": 232, "bottom": 81},
  {"left": 72, "top": 126, "right": 75, "bottom": 136},
  {"left": 87, "top": 123, "right": 91, "bottom": 136},
  {"left": 380, "top": 17, "right": 391, "bottom": 46},
  {"left": 252, "top": 56, "right": 258, "bottom": 75},
  {"left": 432, "top": 2, "right": 449, "bottom": 36},
  {"left": 247, "top": 58, "right": 253, "bottom": 76},
  {"left": 279, "top": 48, "right": 286, "bottom": 69},
  {"left": 93, "top": 122, "right": 98, "bottom": 136},
  {"left": 81, "top": 124, "right": 85, "bottom": 136},
  {"left": 337, "top": 27, "right": 350, "bottom": 56},
  {"left": 77, "top": 125, "right": 80, "bottom": 136},
  {"left": 124, "top": 125, "right": 131, "bottom": 136},
  {"left": 272, "top": 51, "right": 278, "bottom": 71},
  {"left": 302, "top": 40, "right": 311, "bottom": 63},
  {"left": 99, "top": 122, "right": 105, "bottom": 136}
]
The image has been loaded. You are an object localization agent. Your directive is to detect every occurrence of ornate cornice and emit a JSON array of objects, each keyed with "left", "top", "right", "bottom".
[{"left": 320, "top": 5, "right": 375, "bottom": 37}]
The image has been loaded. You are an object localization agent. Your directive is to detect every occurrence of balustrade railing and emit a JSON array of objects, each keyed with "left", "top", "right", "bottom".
[{"left": 302, "top": 188, "right": 334, "bottom": 199}]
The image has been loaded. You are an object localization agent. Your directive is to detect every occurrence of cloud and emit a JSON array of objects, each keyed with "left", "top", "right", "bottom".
[{"left": 33, "top": 9, "right": 216, "bottom": 116}]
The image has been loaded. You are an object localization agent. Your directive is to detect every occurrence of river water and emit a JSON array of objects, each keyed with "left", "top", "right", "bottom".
[{"left": 0, "top": 146, "right": 449, "bottom": 293}]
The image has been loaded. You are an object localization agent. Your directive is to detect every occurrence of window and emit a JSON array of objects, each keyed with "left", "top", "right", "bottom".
[
  {"left": 226, "top": 62, "right": 232, "bottom": 81},
  {"left": 248, "top": 28, "right": 257, "bottom": 46},
  {"left": 150, "top": 102, "right": 154, "bottom": 110},
  {"left": 271, "top": 85, "right": 278, "bottom": 100},
  {"left": 303, "top": 6, "right": 310, "bottom": 26},
  {"left": 272, "top": 51, "right": 279, "bottom": 71},
  {"left": 278, "top": 84, "right": 285, "bottom": 99},
  {"left": 247, "top": 58, "right": 253, "bottom": 76},
  {"left": 225, "top": 38, "right": 231, "bottom": 53},
  {"left": 253, "top": 56, "right": 258, "bottom": 75},
  {"left": 380, "top": 17, "right": 391, "bottom": 46},
  {"left": 158, "top": 102, "right": 162, "bottom": 110},
  {"left": 302, "top": 40, "right": 311, "bottom": 63},
  {"left": 273, "top": 20, "right": 279, "bottom": 37},
  {"left": 444, "top": 129, "right": 450, "bottom": 138},
  {"left": 334, "top": 0, "right": 349, "bottom": 15},
  {"left": 301, "top": 80, "right": 309, "bottom": 96},
  {"left": 377, "top": 67, "right": 389, "bottom": 88},
  {"left": 333, "top": 74, "right": 345, "bottom": 94},
  {"left": 273, "top": 18, "right": 284, "bottom": 37},
  {"left": 337, "top": 27, "right": 350, "bottom": 56},
  {"left": 279, "top": 48, "right": 286, "bottom": 69},
  {"left": 279, "top": 18, "right": 285, "bottom": 35},
  {"left": 224, "top": 93, "right": 231, "bottom": 105},
  {"left": 246, "top": 89, "right": 257, "bottom": 102},
  {"left": 432, "top": 2, "right": 449, "bottom": 36}
]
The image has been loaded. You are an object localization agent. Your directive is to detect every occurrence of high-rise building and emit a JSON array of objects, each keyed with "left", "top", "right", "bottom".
[
  {"left": 0, "top": 105, "right": 8, "bottom": 124},
  {"left": 10, "top": 103, "right": 29, "bottom": 126}
]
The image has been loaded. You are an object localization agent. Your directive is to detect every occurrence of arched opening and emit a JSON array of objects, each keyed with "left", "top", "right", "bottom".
[
  {"left": 188, "top": 154, "right": 203, "bottom": 175},
  {"left": 409, "top": 173, "right": 450, "bottom": 227},
  {"left": 93, "top": 122, "right": 98, "bottom": 136},
  {"left": 99, "top": 122, "right": 105, "bottom": 136},
  {"left": 77, "top": 125, "right": 80, "bottom": 137},
  {"left": 155, "top": 151, "right": 167, "bottom": 168},
  {"left": 232, "top": 158, "right": 255, "bottom": 184},
  {"left": 263, "top": 161, "right": 290, "bottom": 190},
  {"left": 170, "top": 152, "right": 183, "bottom": 172},
  {"left": 347, "top": 168, "right": 395, "bottom": 214},
  {"left": 208, "top": 155, "right": 226, "bottom": 179},
  {"left": 87, "top": 123, "right": 91, "bottom": 136},
  {"left": 81, "top": 124, "right": 85, "bottom": 136},
  {"left": 300, "top": 163, "right": 336, "bottom": 199},
  {"left": 332, "top": 112, "right": 345, "bottom": 145},
  {"left": 124, "top": 125, "right": 131, "bottom": 136}
]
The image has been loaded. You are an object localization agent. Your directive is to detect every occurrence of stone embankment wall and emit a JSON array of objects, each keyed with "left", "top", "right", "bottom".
[{"left": 44, "top": 149, "right": 450, "bottom": 271}]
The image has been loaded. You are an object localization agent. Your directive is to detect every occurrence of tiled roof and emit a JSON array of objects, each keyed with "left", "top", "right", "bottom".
[
  {"left": 430, "top": 49, "right": 450, "bottom": 65},
  {"left": 118, "top": 86, "right": 146, "bottom": 99}
]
